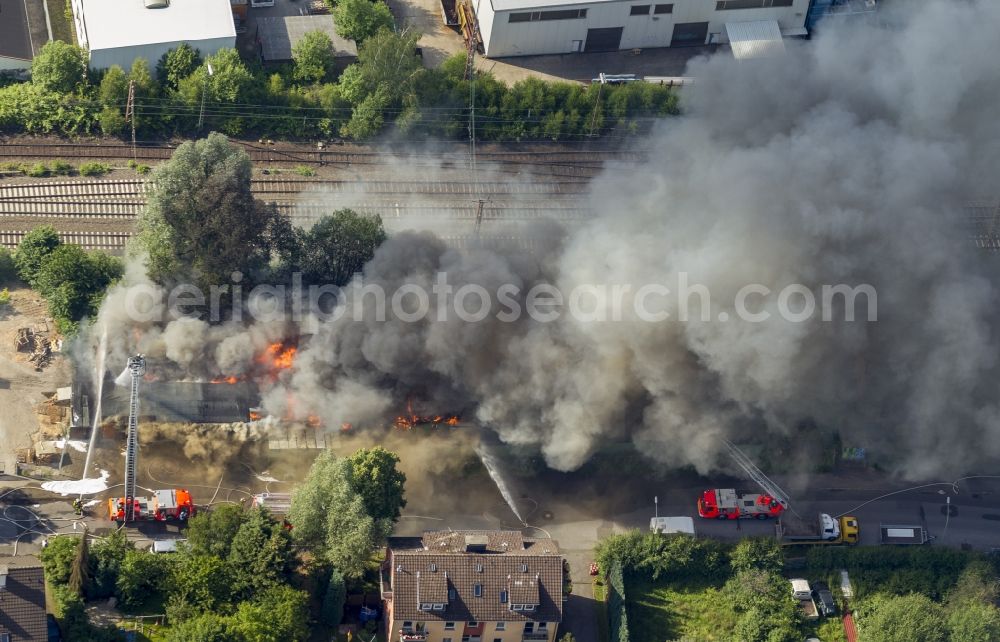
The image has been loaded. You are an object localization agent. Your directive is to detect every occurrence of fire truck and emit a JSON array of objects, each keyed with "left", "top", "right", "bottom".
[
  {"left": 697, "top": 488, "right": 785, "bottom": 520},
  {"left": 108, "top": 489, "right": 195, "bottom": 522}
]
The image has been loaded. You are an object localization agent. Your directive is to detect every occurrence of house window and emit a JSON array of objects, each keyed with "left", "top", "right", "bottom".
[
  {"left": 445, "top": 622, "right": 456, "bottom": 630},
  {"left": 474, "top": 583, "right": 483, "bottom": 597},
  {"left": 630, "top": 4, "right": 650, "bottom": 15},
  {"left": 469, "top": 622, "right": 478, "bottom": 627},
  {"left": 0, "top": 635, "right": 11, "bottom": 642},
  {"left": 476, "top": 564, "right": 483, "bottom": 573},
  {"left": 524, "top": 622, "right": 535, "bottom": 633},
  {"left": 525, "top": 604, "right": 536, "bottom": 611},
  {"left": 432, "top": 603, "right": 445, "bottom": 611},
  {"left": 654, "top": 3, "right": 672, "bottom": 13},
  {"left": 402, "top": 621, "right": 413, "bottom": 630},
  {"left": 495, "top": 639, "right": 502, "bottom": 642},
  {"left": 444, "top": 639, "right": 453, "bottom": 642},
  {"left": 496, "top": 622, "right": 506, "bottom": 631},
  {"left": 538, "top": 622, "right": 547, "bottom": 629},
  {"left": 449, "top": 588, "right": 457, "bottom": 600},
  {"left": 500, "top": 590, "right": 508, "bottom": 603},
  {"left": 420, "top": 603, "right": 433, "bottom": 610}
]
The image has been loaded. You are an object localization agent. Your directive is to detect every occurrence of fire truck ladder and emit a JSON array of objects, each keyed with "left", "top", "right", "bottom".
[
  {"left": 723, "top": 440, "right": 799, "bottom": 517},
  {"left": 122, "top": 355, "right": 146, "bottom": 522}
]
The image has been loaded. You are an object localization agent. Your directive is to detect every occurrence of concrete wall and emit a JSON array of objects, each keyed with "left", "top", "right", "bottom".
[
  {"left": 480, "top": 0, "right": 809, "bottom": 57},
  {"left": 86, "top": 37, "right": 236, "bottom": 70},
  {"left": 0, "top": 56, "right": 31, "bottom": 71}
]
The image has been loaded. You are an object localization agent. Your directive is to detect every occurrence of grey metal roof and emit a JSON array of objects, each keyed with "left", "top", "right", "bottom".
[
  {"left": 102, "top": 381, "right": 259, "bottom": 423},
  {"left": 726, "top": 20, "right": 785, "bottom": 61},
  {"left": 256, "top": 16, "right": 358, "bottom": 62},
  {"left": 0, "top": 0, "right": 32, "bottom": 62}
]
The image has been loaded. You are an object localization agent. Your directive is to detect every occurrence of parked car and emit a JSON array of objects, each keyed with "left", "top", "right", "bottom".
[
  {"left": 812, "top": 582, "right": 837, "bottom": 617},
  {"left": 790, "top": 578, "right": 812, "bottom": 600}
]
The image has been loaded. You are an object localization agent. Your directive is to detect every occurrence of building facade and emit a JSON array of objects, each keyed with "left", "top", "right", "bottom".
[
  {"left": 71, "top": 0, "right": 236, "bottom": 70},
  {"left": 473, "top": 0, "right": 810, "bottom": 57},
  {"left": 382, "top": 531, "right": 564, "bottom": 642}
]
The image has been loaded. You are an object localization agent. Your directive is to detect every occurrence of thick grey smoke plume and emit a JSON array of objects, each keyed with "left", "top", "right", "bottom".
[{"left": 95, "top": 1, "right": 1000, "bottom": 478}]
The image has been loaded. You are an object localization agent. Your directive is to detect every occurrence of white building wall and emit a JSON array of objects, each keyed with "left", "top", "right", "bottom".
[
  {"left": 480, "top": 0, "right": 809, "bottom": 57},
  {"left": 87, "top": 37, "right": 236, "bottom": 70}
]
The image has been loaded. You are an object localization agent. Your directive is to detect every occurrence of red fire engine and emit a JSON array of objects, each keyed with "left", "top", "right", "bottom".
[
  {"left": 108, "top": 489, "right": 195, "bottom": 522},
  {"left": 697, "top": 488, "right": 785, "bottom": 520}
]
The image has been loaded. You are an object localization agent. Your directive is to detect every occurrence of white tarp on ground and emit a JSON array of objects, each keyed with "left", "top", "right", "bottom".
[
  {"left": 726, "top": 20, "right": 785, "bottom": 61},
  {"left": 41, "top": 470, "right": 110, "bottom": 496}
]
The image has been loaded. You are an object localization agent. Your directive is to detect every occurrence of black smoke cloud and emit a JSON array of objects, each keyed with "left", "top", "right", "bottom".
[{"left": 97, "top": 1, "right": 1000, "bottom": 477}]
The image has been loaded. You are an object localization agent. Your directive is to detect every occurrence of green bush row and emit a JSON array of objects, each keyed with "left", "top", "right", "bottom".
[
  {"left": 607, "top": 560, "right": 631, "bottom": 642},
  {"left": 0, "top": 38, "right": 678, "bottom": 142}
]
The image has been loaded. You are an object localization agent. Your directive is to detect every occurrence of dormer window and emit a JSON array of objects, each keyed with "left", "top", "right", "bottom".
[
  {"left": 474, "top": 583, "right": 483, "bottom": 597},
  {"left": 500, "top": 590, "right": 508, "bottom": 603}
]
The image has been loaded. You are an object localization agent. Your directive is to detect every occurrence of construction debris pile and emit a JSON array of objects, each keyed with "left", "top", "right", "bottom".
[{"left": 13, "top": 326, "right": 57, "bottom": 371}]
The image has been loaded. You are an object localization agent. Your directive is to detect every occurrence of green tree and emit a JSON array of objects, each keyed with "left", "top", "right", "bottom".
[
  {"left": 347, "top": 446, "right": 406, "bottom": 523},
  {"left": 40, "top": 535, "right": 79, "bottom": 584},
  {"left": 229, "top": 585, "right": 310, "bottom": 642},
  {"left": 134, "top": 133, "right": 292, "bottom": 290},
  {"left": 14, "top": 225, "right": 61, "bottom": 286},
  {"left": 339, "top": 30, "right": 422, "bottom": 105},
  {"left": 857, "top": 593, "right": 947, "bottom": 642},
  {"left": 98, "top": 66, "right": 129, "bottom": 108},
  {"left": 89, "top": 529, "right": 132, "bottom": 599},
  {"left": 67, "top": 530, "right": 90, "bottom": 596},
  {"left": 947, "top": 601, "right": 1000, "bottom": 642},
  {"left": 723, "top": 570, "right": 799, "bottom": 642},
  {"left": 334, "top": 0, "right": 394, "bottom": 44},
  {"left": 321, "top": 568, "right": 346, "bottom": 627},
  {"left": 169, "top": 554, "right": 233, "bottom": 614},
  {"left": 293, "top": 31, "right": 338, "bottom": 84},
  {"left": 34, "top": 245, "right": 123, "bottom": 332},
  {"left": 186, "top": 503, "right": 247, "bottom": 558},
  {"left": 31, "top": 41, "right": 86, "bottom": 93},
  {"left": 0, "top": 247, "right": 17, "bottom": 283},
  {"left": 178, "top": 49, "right": 252, "bottom": 133},
  {"left": 288, "top": 451, "right": 384, "bottom": 576},
  {"left": 158, "top": 43, "right": 203, "bottom": 90},
  {"left": 730, "top": 537, "right": 783, "bottom": 575},
  {"left": 116, "top": 549, "right": 175, "bottom": 609},
  {"left": 294, "top": 210, "right": 387, "bottom": 286},
  {"left": 227, "top": 507, "right": 294, "bottom": 598},
  {"left": 164, "top": 613, "right": 233, "bottom": 642}
]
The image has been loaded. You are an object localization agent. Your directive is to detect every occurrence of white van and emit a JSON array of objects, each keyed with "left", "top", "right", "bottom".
[
  {"left": 790, "top": 579, "right": 812, "bottom": 601},
  {"left": 149, "top": 539, "right": 184, "bottom": 554}
]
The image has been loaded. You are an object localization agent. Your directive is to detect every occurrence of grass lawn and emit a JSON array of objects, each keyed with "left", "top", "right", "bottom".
[
  {"left": 44, "top": 0, "right": 76, "bottom": 44},
  {"left": 626, "top": 575, "right": 738, "bottom": 642},
  {"left": 802, "top": 617, "right": 848, "bottom": 642}
]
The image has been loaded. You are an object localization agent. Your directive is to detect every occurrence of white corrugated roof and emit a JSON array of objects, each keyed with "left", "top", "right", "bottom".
[
  {"left": 78, "top": 0, "right": 236, "bottom": 51},
  {"left": 725, "top": 20, "right": 785, "bottom": 61}
]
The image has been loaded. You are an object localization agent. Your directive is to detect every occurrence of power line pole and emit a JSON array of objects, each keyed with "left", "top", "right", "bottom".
[
  {"left": 588, "top": 79, "right": 604, "bottom": 138},
  {"left": 474, "top": 198, "right": 485, "bottom": 238},
  {"left": 125, "top": 80, "right": 136, "bottom": 162}
]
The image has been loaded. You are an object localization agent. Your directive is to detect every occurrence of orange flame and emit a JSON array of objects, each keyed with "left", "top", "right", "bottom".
[
  {"left": 341, "top": 422, "right": 353, "bottom": 432},
  {"left": 258, "top": 342, "right": 297, "bottom": 370},
  {"left": 211, "top": 375, "right": 241, "bottom": 384},
  {"left": 249, "top": 410, "right": 262, "bottom": 421},
  {"left": 393, "top": 400, "right": 460, "bottom": 429},
  {"left": 306, "top": 415, "right": 322, "bottom": 428}
]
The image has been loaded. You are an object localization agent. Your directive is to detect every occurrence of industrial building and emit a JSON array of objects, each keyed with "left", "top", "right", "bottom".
[
  {"left": 70, "top": 0, "right": 237, "bottom": 69},
  {"left": 100, "top": 379, "right": 259, "bottom": 424},
  {"left": 256, "top": 16, "right": 358, "bottom": 71},
  {"left": 0, "top": 0, "right": 49, "bottom": 73},
  {"left": 469, "top": 0, "right": 811, "bottom": 57}
]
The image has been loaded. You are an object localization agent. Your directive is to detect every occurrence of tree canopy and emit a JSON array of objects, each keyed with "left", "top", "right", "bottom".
[
  {"left": 348, "top": 446, "right": 407, "bottom": 522},
  {"left": 134, "top": 133, "right": 292, "bottom": 290},
  {"left": 293, "top": 31, "right": 338, "bottom": 84},
  {"left": 334, "top": 0, "right": 394, "bottom": 44},
  {"left": 857, "top": 593, "right": 948, "bottom": 642},
  {"left": 31, "top": 41, "right": 86, "bottom": 93},
  {"left": 158, "top": 44, "right": 203, "bottom": 90},
  {"left": 14, "top": 225, "right": 61, "bottom": 286},
  {"left": 288, "top": 450, "right": 398, "bottom": 576},
  {"left": 294, "top": 209, "right": 386, "bottom": 286}
]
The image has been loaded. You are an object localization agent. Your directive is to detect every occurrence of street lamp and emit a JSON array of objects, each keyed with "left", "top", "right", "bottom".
[{"left": 197, "top": 63, "right": 214, "bottom": 130}]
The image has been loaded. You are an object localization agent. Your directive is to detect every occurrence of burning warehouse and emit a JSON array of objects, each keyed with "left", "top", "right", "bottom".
[{"left": 99, "top": 378, "right": 260, "bottom": 424}]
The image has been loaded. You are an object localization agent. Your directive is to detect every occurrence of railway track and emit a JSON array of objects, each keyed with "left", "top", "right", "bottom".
[
  {"left": 0, "top": 141, "right": 644, "bottom": 169},
  {"left": 0, "top": 177, "right": 590, "bottom": 200}
]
